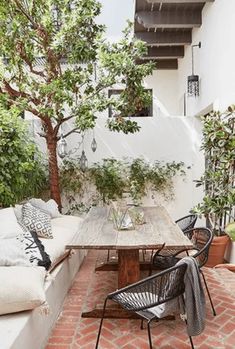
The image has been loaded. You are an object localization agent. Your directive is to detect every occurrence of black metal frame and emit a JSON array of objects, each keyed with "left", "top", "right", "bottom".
[
  {"left": 95, "top": 263, "right": 195, "bottom": 349},
  {"left": 152, "top": 227, "right": 216, "bottom": 316}
]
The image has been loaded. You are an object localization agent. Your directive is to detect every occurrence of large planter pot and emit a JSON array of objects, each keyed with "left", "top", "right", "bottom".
[{"left": 206, "top": 235, "right": 230, "bottom": 268}]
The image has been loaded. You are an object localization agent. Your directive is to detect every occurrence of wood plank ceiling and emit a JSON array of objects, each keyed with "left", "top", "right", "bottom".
[{"left": 134, "top": 0, "right": 214, "bottom": 69}]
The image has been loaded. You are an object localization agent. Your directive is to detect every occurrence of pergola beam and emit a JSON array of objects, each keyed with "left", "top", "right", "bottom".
[
  {"left": 136, "top": 10, "right": 202, "bottom": 28},
  {"left": 135, "top": 30, "right": 192, "bottom": 45},
  {"left": 136, "top": 59, "right": 178, "bottom": 69},
  {"left": 144, "top": 45, "right": 184, "bottom": 58}
]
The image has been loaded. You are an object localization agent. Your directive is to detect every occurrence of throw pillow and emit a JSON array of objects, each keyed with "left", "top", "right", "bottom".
[
  {"left": 17, "top": 231, "right": 52, "bottom": 270},
  {"left": 0, "top": 207, "right": 24, "bottom": 238},
  {"left": 29, "top": 198, "right": 61, "bottom": 218},
  {"left": 13, "top": 204, "right": 23, "bottom": 221},
  {"left": 22, "top": 203, "right": 53, "bottom": 239},
  {"left": 0, "top": 266, "right": 46, "bottom": 315},
  {"left": 0, "top": 238, "right": 31, "bottom": 267}
]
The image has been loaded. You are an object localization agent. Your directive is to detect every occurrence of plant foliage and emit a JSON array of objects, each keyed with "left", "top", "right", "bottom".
[
  {"left": 0, "top": 106, "right": 46, "bottom": 207},
  {"left": 60, "top": 157, "right": 185, "bottom": 210},
  {"left": 192, "top": 106, "right": 235, "bottom": 234}
]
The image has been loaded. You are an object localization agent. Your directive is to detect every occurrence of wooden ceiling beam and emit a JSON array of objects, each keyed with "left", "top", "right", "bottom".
[
  {"left": 144, "top": 45, "right": 184, "bottom": 58},
  {"left": 136, "top": 10, "right": 202, "bottom": 28},
  {"left": 136, "top": 59, "right": 178, "bottom": 69},
  {"left": 135, "top": 30, "right": 192, "bottom": 45}
]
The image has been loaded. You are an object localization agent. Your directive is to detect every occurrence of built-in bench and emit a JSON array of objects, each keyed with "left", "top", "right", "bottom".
[{"left": 0, "top": 249, "right": 85, "bottom": 349}]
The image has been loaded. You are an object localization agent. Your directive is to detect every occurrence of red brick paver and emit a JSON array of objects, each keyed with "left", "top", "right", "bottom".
[{"left": 46, "top": 251, "right": 235, "bottom": 349}]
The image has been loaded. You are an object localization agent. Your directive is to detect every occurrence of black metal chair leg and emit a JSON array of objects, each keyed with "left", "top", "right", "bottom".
[
  {"left": 184, "top": 320, "right": 194, "bottom": 349},
  {"left": 95, "top": 298, "right": 108, "bottom": 349},
  {"left": 140, "top": 319, "right": 144, "bottom": 330},
  {"left": 147, "top": 320, "right": 153, "bottom": 349},
  {"left": 106, "top": 249, "right": 110, "bottom": 262},
  {"left": 180, "top": 295, "right": 195, "bottom": 349},
  {"left": 188, "top": 330, "right": 195, "bottom": 349},
  {"left": 200, "top": 270, "right": 216, "bottom": 316}
]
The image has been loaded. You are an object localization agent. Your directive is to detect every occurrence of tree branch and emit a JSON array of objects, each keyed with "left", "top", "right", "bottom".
[
  {"left": 12, "top": 0, "right": 38, "bottom": 29},
  {"left": 16, "top": 41, "right": 46, "bottom": 78},
  {"left": 63, "top": 127, "right": 81, "bottom": 139},
  {"left": 3, "top": 80, "right": 40, "bottom": 106}
]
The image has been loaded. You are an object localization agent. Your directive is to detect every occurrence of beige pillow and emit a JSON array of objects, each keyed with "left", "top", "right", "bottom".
[
  {"left": 0, "top": 207, "right": 24, "bottom": 238},
  {"left": 29, "top": 198, "right": 61, "bottom": 218},
  {"left": 0, "top": 266, "right": 46, "bottom": 315}
]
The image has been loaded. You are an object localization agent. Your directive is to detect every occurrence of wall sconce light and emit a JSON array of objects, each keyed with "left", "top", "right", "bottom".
[{"left": 187, "top": 42, "right": 201, "bottom": 97}]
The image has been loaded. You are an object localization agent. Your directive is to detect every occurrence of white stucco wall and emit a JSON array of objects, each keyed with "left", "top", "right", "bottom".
[
  {"left": 177, "top": 0, "right": 235, "bottom": 116},
  {"left": 66, "top": 115, "right": 204, "bottom": 220},
  {"left": 97, "top": 0, "right": 134, "bottom": 42}
]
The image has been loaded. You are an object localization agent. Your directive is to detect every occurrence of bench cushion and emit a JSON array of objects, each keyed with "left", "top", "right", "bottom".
[{"left": 0, "top": 266, "right": 46, "bottom": 315}]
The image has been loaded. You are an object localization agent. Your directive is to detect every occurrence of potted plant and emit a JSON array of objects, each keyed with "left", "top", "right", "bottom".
[
  {"left": 192, "top": 106, "right": 235, "bottom": 267},
  {"left": 224, "top": 222, "right": 235, "bottom": 263}
]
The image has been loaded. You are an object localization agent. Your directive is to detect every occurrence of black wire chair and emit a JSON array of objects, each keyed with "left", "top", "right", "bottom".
[
  {"left": 95, "top": 263, "right": 195, "bottom": 349},
  {"left": 175, "top": 214, "right": 198, "bottom": 233},
  {"left": 152, "top": 227, "right": 216, "bottom": 316},
  {"left": 149, "top": 214, "right": 198, "bottom": 265}
]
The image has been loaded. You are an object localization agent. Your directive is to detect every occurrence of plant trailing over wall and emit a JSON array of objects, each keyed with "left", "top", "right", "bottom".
[
  {"left": 90, "top": 159, "right": 127, "bottom": 203},
  {"left": 0, "top": 0, "right": 154, "bottom": 209},
  {"left": 129, "top": 158, "right": 185, "bottom": 204},
  {"left": 0, "top": 106, "right": 46, "bottom": 207},
  {"left": 60, "top": 157, "right": 185, "bottom": 210},
  {"left": 192, "top": 106, "right": 235, "bottom": 235}
]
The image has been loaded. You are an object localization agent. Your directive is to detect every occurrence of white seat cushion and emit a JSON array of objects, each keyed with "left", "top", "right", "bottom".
[
  {"left": 51, "top": 215, "right": 83, "bottom": 235},
  {"left": 41, "top": 215, "right": 83, "bottom": 267},
  {"left": 0, "top": 266, "right": 46, "bottom": 315}
]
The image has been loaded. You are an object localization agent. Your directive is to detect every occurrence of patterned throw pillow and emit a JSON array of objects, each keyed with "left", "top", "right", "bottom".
[
  {"left": 22, "top": 203, "right": 53, "bottom": 239},
  {"left": 17, "top": 231, "right": 52, "bottom": 270}
]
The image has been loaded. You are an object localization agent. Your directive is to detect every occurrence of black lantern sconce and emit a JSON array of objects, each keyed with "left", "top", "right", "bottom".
[{"left": 187, "top": 42, "right": 201, "bottom": 97}]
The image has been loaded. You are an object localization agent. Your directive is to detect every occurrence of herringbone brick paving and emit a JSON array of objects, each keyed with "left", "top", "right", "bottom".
[{"left": 46, "top": 251, "right": 235, "bottom": 349}]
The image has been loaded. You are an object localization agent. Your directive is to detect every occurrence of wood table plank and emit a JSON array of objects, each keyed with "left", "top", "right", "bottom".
[{"left": 67, "top": 206, "right": 192, "bottom": 250}]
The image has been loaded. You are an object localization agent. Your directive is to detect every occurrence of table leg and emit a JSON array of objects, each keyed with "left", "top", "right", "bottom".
[{"left": 118, "top": 249, "right": 140, "bottom": 288}]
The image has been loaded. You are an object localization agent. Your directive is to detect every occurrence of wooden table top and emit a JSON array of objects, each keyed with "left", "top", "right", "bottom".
[{"left": 67, "top": 206, "right": 193, "bottom": 251}]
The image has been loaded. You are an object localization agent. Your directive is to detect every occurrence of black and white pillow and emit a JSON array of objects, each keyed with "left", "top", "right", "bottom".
[
  {"left": 17, "top": 231, "right": 51, "bottom": 270},
  {"left": 22, "top": 203, "right": 53, "bottom": 239}
]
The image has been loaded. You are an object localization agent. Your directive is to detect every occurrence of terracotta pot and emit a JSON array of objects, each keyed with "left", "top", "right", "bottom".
[{"left": 206, "top": 235, "right": 230, "bottom": 268}]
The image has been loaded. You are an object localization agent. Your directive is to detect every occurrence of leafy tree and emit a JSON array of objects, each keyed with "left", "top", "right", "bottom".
[
  {"left": 0, "top": 0, "right": 154, "bottom": 209},
  {"left": 0, "top": 106, "right": 46, "bottom": 207},
  {"left": 192, "top": 106, "right": 235, "bottom": 234}
]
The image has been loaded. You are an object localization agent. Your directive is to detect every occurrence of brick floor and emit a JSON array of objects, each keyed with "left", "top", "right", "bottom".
[{"left": 46, "top": 251, "right": 235, "bottom": 349}]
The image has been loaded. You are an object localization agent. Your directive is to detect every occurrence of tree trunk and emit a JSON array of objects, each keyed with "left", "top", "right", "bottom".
[{"left": 46, "top": 134, "right": 62, "bottom": 211}]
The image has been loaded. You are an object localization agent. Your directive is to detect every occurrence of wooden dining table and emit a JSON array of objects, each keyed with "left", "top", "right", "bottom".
[{"left": 67, "top": 205, "right": 193, "bottom": 318}]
